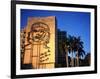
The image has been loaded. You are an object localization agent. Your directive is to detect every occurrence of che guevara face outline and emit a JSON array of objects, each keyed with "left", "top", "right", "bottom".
[{"left": 30, "top": 22, "right": 50, "bottom": 43}]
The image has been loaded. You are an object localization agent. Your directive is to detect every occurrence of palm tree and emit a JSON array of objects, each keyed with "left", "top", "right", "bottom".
[
  {"left": 68, "top": 35, "right": 75, "bottom": 67},
  {"left": 74, "top": 36, "right": 85, "bottom": 66},
  {"left": 58, "top": 34, "right": 85, "bottom": 67},
  {"left": 63, "top": 37, "right": 70, "bottom": 67},
  {"left": 78, "top": 47, "right": 85, "bottom": 66}
]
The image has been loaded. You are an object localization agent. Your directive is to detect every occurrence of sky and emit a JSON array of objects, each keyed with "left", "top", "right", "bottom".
[{"left": 21, "top": 9, "right": 90, "bottom": 54}]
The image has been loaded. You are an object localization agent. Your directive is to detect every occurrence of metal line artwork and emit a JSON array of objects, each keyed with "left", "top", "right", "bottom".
[
  {"left": 21, "top": 16, "right": 55, "bottom": 69},
  {"left": 27, "top": 22, "right": 51, "bottom": 68}
]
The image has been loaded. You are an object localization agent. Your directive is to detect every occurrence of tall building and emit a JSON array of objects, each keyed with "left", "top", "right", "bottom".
[
  {"left": 21, "top": 16, "right": 56, "bottom": 69},
  {"left": 56, "top": 29, "right": 67, "bottom": 67}
]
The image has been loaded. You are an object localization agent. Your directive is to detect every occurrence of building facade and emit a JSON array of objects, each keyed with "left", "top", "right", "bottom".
[{"left": 21, "top": 16, "right": 56, "bottom": 69}]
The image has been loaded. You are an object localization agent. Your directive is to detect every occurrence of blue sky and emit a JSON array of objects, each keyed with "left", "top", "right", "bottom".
[{"left": 21, "top": 9, "right": 90, "bottom": 54}]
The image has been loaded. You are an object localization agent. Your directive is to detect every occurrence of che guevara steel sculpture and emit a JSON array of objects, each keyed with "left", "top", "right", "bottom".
[{"left": 27, "top": 22, "right": 51, "bottom": 68}]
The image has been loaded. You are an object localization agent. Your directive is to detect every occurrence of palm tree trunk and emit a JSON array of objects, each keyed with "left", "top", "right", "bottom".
[
  {"left": 76, "top": 50, "right": 79, "bottom": 66},
  {"left": 65, "top": 48, "right": 68, "bottom": 67},
  {"left": 72, "top": 52, "right": 74, "bottom": 67},
  {"left": 71, "top": 49, "right": 74, "bottom": 67}
]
